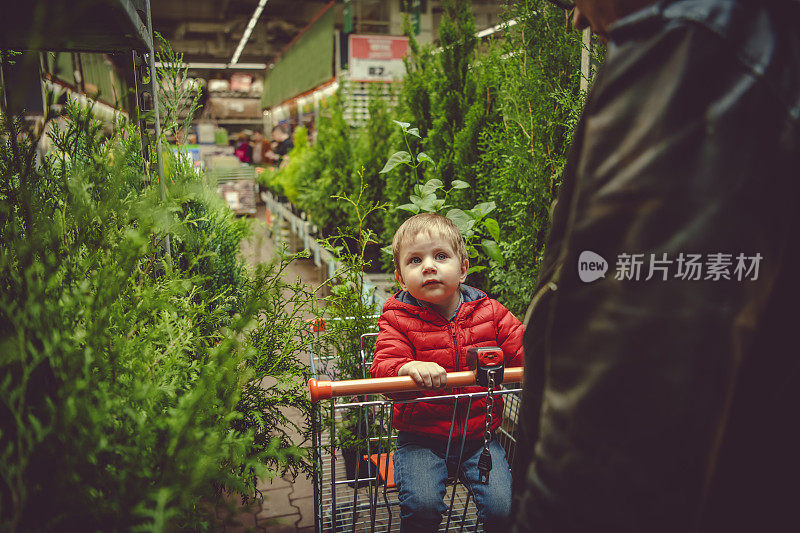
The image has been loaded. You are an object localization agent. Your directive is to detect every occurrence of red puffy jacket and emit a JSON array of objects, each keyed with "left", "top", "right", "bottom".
[{"left": 370, "top": 285, "right": 524, "bottom": 440}]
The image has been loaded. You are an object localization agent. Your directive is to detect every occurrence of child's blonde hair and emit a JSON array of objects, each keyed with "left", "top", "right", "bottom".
[{"left": 392, "top": 213, "right": 468, "bottom": 270}]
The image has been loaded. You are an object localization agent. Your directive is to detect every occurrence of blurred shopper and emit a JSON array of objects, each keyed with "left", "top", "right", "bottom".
[
  {"left": 265, "top": 124, "right": 293, "bottom": 168},
  {"left": 250, "top": 130, "right": 266, "bottom": 165},
  {"left": 233, "top": 132, "right": 252, "bottom": 163},
  {"left": 512, "top": 1, "right": 800, "bottom": 532}
]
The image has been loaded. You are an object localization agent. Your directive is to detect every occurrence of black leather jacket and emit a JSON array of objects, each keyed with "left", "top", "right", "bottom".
[{"left": 511, "top": 1, "right": 800, "bottom": 531}]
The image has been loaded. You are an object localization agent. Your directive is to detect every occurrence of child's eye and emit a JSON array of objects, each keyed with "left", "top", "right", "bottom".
[
  {"left": 409, "top": 257, "right": 421, "bottom": 264},
  {"left": 435, "top": 252, "right": 447, "bottom": 260}
]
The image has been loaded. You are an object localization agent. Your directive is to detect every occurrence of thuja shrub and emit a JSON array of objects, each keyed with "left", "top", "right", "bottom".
[
  {"left": 295, "top": 94, "right": 354, "bottom": 237},
  {"left": 172, "top": 186, "right": 249, "bottom": 328},
  {"left": 476, "top": 0, "right": 585, "bottom": 316},
  {"left": 0, "top": 97, "right": 308, "bottom": 531},
  {"left": 350, "top": 89, "right": 395, "bottom": 237},
  {"left": 234, "top": 249, "right": 317, "bottom": 482},
  {"left": 318, "top": 171, "right": 385, "bottom": 382},
  {"left": 267, "top": 125, "right": 311, "bottom": 203},
  {"left": 382, "top": 0, "right": 499, "bottom": 275},
  {"left": 314, "top": 173, "right": 383, "bottom": 461}
]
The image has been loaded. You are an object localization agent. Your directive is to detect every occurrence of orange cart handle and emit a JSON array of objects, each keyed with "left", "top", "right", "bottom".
[{"left": 308, "top": 367, "right": 523, "bottom": 403}]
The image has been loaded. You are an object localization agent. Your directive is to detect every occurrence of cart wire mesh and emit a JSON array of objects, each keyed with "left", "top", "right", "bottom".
[{"left": 308, "top": 324, "right": 522, "bottom": 533}]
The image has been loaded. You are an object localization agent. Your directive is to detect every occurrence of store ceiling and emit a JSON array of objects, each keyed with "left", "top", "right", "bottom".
[{"left": 150, "top": 0, "right": 333, "bottom": 69}]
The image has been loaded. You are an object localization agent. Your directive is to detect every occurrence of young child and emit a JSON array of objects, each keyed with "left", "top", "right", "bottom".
[{"left": 371, "top": 213, "right": 524, "bottom": 533}]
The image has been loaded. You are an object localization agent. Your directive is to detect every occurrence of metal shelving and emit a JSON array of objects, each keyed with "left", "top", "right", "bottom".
[
  {"left": 0, "top": 0, "right": 152, "bottom": 53},
  {"left": 0, "top": 0, "right": 170, "bottom": 255}
]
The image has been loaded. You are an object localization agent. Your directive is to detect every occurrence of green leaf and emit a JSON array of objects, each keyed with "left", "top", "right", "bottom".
[
  {"left": 407, "top": 127, "right": 421, "bottom": 138},
  {"left": 421, "top": 178, "right": 444, "bottom": 196},
  {"left": 468, "top": 201, "right": 497, "bottom": 219},
  {"left": 446, "top": 208, "right": 475, "bottom": 233},
  {"left": 431, "top": 199, "right": 446, "bottom": 211},
  {"left": 409, "top": 194, "right": 424, "bottom": 207},
  {"left": 381, "top": 245, "right": 393, "bottom": 256},
  {"left": 481, "top": 239, "right": 504, "bottom": 265},
  {"left": 468, "top": 265, "right": 487, "bottom": 274},
  {"left": 380, "top": 151, "right": 412, "bottom": 174},
  {"left": 483, "top": 218, "right": 500, "bottom": 242},
  {"left": 418, "top": 193, "right": 438, "bottom": 212},
  {"left": 417, "top": 152, "right": 434, "bottom": 165},
  {"left": 396, "top": 203, "right": 420, "bottom": 214},
  {"left": 451, "top": 180, "right": 470, "bottom": 189},
  {"left": 392, "top": 120, "right": 411, "bottom": 130}
]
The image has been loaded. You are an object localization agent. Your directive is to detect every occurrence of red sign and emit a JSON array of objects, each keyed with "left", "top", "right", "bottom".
[
  {"left": 350, "top": 35, "right": 409, "bottom": 60},
  {"left": 349, "top": 35, "right": 409, "bottom": 82}
]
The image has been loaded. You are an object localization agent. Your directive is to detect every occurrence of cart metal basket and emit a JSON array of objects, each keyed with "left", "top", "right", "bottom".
[{"left": 308, "top": 325, "right": 523, "bottom": 533}]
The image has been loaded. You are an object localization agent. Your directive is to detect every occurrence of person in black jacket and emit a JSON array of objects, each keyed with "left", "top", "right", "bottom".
[
  {"left": 511, "top": 1, "right": 800, "bottom": 531},
  {"left": 266, "top": 124, "right": 293, "bottom": 169}
]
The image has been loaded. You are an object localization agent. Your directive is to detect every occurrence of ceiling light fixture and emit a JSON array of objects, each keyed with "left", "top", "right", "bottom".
[
  {"left": 432, "top": 18, "right": 519, "bottom": 55},
  {"left": 231, "top": 0, "right": 269, "bottom": 65},
  {"left": 475, "top": 18, "right": 518, "bottom": 39}
]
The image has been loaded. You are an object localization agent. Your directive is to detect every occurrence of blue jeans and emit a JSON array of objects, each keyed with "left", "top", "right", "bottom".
[{"left": 393, "top": 431, "right": 512, "bottom": 533}]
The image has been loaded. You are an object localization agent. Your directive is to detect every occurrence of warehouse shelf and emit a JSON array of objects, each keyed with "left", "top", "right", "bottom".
[
  {"left": 0, "top": 0, "right": 169, "bottom": 255},
  {"left": 0, "top": 0, "right": 152, "bottom": 52},
  {"left": 214, "top": 119, "right": 265, "bottom": 125}
]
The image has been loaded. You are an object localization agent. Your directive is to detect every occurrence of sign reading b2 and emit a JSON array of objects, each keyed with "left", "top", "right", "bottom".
[
  {"left": 349, "top": 35, "right": 409, "bottom": 82},
  {"left": 578, "top": 251, "right": 608, "bottom": 283}
]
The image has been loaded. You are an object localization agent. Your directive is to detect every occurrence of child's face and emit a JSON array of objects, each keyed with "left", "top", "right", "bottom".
[{"left": 395, "top": 231, "right": 468, "bottom": 313}]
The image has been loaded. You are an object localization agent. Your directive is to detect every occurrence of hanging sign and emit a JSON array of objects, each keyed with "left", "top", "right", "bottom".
[
  {"left": 343, "top": 0, "right": 353, "bottom": 33},
  {"left": 348, "top": 35, "right": 409, "bottom": 82},
  {"left": 411, "top": 0, "right": 422, "bottom": 35}
]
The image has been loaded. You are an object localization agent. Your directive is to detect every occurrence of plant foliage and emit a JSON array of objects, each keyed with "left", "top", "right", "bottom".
[
  {"left": 248, "top": 0, "right": 594, "bottom": 317},
  {"left": 476, "top": 0, "right": 585, "bottom": 315},
  {"left": 0, "top": 42, "right": 312, "bottom": 532}
]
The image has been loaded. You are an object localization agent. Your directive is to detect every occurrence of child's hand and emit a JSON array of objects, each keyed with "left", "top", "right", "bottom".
[{"left": 398, "top": 361, "right": 447, "bottom": 390}]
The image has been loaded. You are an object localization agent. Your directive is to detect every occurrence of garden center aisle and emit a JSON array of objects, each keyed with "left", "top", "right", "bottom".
[
  {"left": 2, "top": 2, "right": 599, "bottom": 529},
  {"left": 220, "top": 203, "right": 317, "bottom": 533}
]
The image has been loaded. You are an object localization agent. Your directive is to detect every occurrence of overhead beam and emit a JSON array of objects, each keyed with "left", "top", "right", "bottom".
[
  {"left": 166, "top": 38, "right": 273, "bottom": 56},
  {"left": 174, "top": 20, "right": 239, "bottom": 35},
  {"left": 154, "top": 61, "right": 266, "bottom": 70}
]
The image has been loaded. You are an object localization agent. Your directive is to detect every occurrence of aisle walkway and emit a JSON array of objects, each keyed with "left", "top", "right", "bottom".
[{"left": 221, "top": 204, "right": 318, "bottom": 533}]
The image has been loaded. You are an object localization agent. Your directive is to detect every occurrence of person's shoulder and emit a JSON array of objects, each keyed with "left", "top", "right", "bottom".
[
  {"left": 609, "top": 0, "right": 739, "bottom": 38},
  {"left": 384, "top": 290, "right": 426, "bottom": 310},
  {"left": 607, "top": 0, "right": 800, "bottom": 126},
  {"left": 380, "top": 291, "right": 424, "bottom": 325},
  {"left": 482, "top": 297, "right": 510, "bottom": 314},
  {"left": 481, "top": 297, "right": 522, "bottom": 326},
  {"left": 611, "top": 0, "right": 796, "bottom": 52}
]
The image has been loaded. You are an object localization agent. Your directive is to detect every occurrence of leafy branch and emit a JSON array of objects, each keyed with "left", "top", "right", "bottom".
[{"left": 380, "top": 121, "right": 504, "bottom": 272}]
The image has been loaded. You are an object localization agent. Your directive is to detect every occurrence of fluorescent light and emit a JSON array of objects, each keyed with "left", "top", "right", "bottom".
[
  {"left": 476, "top": 18, "right": 518, "bottom": 38},
  {"left": 154, "top": 61, "right": 267, "bottom": 70},
  {"left": 431, "top": 18, "right": 520, "bottom": 55},
  {"left": 231, "top": 0, "right": 269, "bottom": 64},
  {"left": 323, "top": 81, "right": 339, "bottom": 96}
]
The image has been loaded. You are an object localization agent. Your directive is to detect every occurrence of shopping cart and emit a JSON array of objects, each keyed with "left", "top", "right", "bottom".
[
  {"left": 207, "top": 163, "right": 258, "bottom": 216},
  {"left": 308, "top": 328, "right": 523, "bottom": 533}
]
